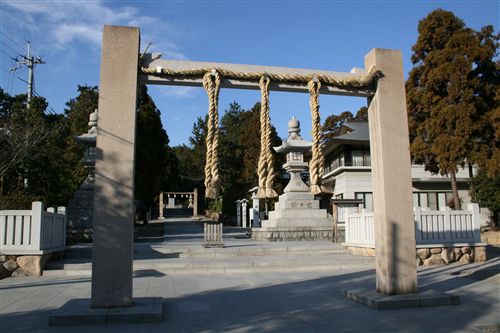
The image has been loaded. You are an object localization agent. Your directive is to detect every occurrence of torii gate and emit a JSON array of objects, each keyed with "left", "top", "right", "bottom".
[{"left": 91, "top": 25, "right": 416, "bottom": 308}]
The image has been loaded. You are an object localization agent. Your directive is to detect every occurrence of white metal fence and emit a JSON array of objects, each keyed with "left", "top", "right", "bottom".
[
  {"left": 0, "top": 202, "right": 67, "bottom": 255},
  {"left": 345, "top": 204, "right": 482, "bottom": 248}
]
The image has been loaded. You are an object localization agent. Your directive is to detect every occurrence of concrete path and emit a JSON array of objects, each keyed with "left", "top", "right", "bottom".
[{"left": 1, "top": 218, "right": 499, "bottom": 332}]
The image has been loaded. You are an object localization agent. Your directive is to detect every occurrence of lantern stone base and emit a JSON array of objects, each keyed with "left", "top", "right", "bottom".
[
  {"left": 251, "top": 192, "right": 333, "bottom": 242},
  {"left": 251, "top": 226, "right": 333, "bottom": 242}
]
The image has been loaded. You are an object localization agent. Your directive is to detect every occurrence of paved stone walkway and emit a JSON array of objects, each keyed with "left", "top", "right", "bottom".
[{"left": 1, "top": 218, "right": 499, "bottom": 332}]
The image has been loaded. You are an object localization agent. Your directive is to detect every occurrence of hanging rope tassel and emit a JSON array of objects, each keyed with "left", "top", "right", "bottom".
[
  {"left": 308, "top": 78, "right": 329, "bottom": 196},
  {"left": 262, "top": 78, "right": 278, "bottom": 199},
  {"left": 203, "top": 71, "right": 222, "bottom": 199},
  {"left": 256, "top": 76, "right": 269, "bottom": 199},
  {"left": 256, "top": 76, "right": 278, "bottom": 199}
]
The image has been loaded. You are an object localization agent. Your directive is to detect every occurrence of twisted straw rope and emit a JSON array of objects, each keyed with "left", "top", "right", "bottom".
[
  {"left": 202, "top": 72, "right": 221, "bottom": 199},
  {"left": 141, "top": 66, "right": 382, "bottom": 89},
  {"left": 256, "top": 76, "right": 278, "bottom": 199},
  {"left": 256, "top": 76, "right": 269, "bottom": 199},
  {"left": 308, "top": 79, "right": 329, "bottom": 196}
]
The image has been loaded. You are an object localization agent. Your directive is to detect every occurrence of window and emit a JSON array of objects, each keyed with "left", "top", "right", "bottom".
[
  {"left": 350, "top": 149, "right": 371, "bottom": 167},
  {"left": 363, "top": 150, "right": 371, "bottom": 166},
  {"left": 355, "top": 192, "right": 373, "bottom": 211},
  {"left": 352, "top": 150, "right": 363, "bottom": 166},
  {"left": 324, "top": 151, "right": 345, "bottom": 174},
  {"left": 413, "top": 192, "right": 453, "bottom": 210}
]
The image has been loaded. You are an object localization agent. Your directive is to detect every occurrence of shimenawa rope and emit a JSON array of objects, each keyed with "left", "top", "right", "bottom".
[{"left": 142, "top": 65, "right": 381, "bottom": 89}]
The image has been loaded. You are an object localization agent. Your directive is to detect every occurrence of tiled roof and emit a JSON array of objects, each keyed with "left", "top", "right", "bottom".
[{"left": 333, "top": 121, "right": 370, "bottom": 142}]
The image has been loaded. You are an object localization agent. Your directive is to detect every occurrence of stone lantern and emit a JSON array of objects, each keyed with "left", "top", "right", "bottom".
[
  {"left": 74, "top": 109, "right": 98, "bottom": 188},
  {"left": 251, "top": 116, "right": 332, "bottom": 242},
  {"left": 274, "top": 116, "right": 311, "bottom": 194},
  {"left": 65, "top": 109, "right": 98, "bottom": 243}
]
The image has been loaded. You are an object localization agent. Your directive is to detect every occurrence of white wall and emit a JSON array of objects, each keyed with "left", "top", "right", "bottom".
[
  {"left": 411, "top": 165, "right": 470, "bottom": 180},
  {"left": 333, "top": 171, "right": 372, "bottom": 199}
]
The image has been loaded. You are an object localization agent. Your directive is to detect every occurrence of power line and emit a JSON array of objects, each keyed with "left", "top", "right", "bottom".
[
  {"left": 0, "top": 41, "right": 24, "bottom": 58},
  {"left": 0, "top": 31, "right": 26, "bottom": 53},
  {"left": 0, "top": 49, "right": 17, "bottom": 61},
  {"left": 32, "top": 90, "right": 58, "bottom": 115},
  {"left": 1, "top": 67, "right": 29, "bottom": 84}
]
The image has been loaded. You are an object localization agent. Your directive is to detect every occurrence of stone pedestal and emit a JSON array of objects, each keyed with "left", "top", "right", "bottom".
[
  {"left": 252, "top": 192, "right": 332, "bottom": 241},
  {"left": 66, "top": 189, "right": 94, "bottom": 244}
]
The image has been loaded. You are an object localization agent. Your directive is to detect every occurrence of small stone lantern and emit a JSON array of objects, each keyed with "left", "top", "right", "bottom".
[{"left": 274, "top": 116, "right": 312, "bottom": 193}]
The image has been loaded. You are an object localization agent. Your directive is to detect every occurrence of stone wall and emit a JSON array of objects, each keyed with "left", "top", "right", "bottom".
[
  {"left": 416, "top": 246, "right": 486, "bottom": 266},
  {"left": 346, "top": 245, "right": 487, "bottom": 266},
  {"left": 0, "top": 252, "right": 63, "bottom": 279}
]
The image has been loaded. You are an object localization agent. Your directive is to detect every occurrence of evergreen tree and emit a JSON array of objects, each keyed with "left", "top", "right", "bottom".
[
  {"left": 470, "top": 170, "right": 500, "bottom": 229},
  {"left": 406, "top": 9, "right": 498, "bottom": 209},
  {"left": 174, "top": 102, "right": 283, "bottom": 217},
  {"left": 218, "top": 102, "right": 282, "bottom": 216},
  {"left": 62, "top": 85, "right": 99, "bottom": 195},
  {"left": 135, "top": 85, "right": 179, "bottom": 221}
]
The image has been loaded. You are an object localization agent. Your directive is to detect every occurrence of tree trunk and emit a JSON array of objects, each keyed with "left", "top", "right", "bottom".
[{"left": 450, "top": 170, "right": 461, "bottom": 210}]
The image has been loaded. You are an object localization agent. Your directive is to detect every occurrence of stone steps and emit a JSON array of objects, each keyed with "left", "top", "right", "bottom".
[
  {"left": 43, "top": 241, "right": 373, "bottom": 276},
  {"left": 63, "top": 243, "right": 349, "bottom": 259},
  {"left": 43, "top": 254, "right": 374, "bottom": 276}
]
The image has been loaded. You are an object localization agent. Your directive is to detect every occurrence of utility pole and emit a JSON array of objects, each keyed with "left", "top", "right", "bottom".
[{"left": 11, "top": 41, "right": 45, "bottom": 109}]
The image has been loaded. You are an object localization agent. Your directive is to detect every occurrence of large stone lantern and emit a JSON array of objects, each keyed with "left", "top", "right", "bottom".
[{"left": 251, "top": 116, "right": 332, "bottom": 241}]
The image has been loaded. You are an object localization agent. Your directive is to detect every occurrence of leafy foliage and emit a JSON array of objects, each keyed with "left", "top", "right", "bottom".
[
  {"left": 470, "top": 170, "right": 500, "bottom": 227},
  {"left": 0, "top": 89, "right": 73, "bottom": 208},
  {"left": 0, "top": 85, "right": 179, "bottom": 213}
]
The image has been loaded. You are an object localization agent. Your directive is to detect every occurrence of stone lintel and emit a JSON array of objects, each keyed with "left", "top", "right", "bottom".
[{"left": 139, "top": 56, "right": 375, "bottom": 97}]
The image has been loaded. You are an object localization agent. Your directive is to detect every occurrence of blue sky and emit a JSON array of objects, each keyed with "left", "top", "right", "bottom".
[{"left": 1, "top": 1, "right": 498, "bottom": 146}]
